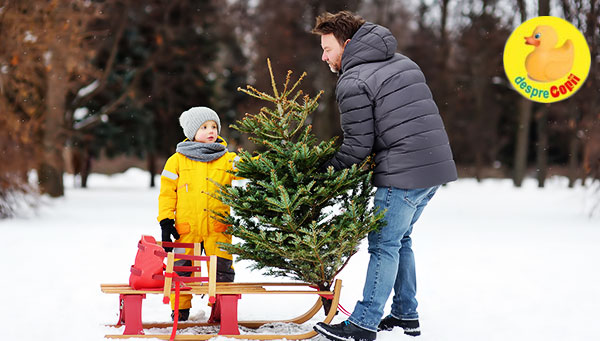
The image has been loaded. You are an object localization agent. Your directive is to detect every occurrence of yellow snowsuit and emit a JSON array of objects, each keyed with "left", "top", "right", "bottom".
[{"left": 157, "top": 137, "right": 240, "bottom": 310}]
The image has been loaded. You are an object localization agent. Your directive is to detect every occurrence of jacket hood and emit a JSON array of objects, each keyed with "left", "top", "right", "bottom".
[{"left": 341, "top": 22, "right": 398, "bottom": 73}]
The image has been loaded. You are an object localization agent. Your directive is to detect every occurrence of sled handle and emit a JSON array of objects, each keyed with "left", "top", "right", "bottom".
[
  {"left": 208, "top": 255, "right": 217, "bottom": 303},
  {"left": 163, "top": 252, "right": 175, "bottom": 304}
]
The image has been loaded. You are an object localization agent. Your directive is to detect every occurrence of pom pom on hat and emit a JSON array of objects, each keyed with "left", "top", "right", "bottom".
[{"left": 179, "top": 107, "right": 221, "bottom": 140}]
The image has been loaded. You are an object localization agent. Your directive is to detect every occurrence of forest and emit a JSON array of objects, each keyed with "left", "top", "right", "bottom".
[{"left": 0, "top": 0, "right": 598, "bottom": 217}]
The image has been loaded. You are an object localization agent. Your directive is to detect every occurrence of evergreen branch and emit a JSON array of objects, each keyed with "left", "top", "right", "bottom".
[
  {"left": 237, "top": 85, "right": 277, "bottom": 102},
  {"left": 266, "top": 58, "right": 279, "bottom": 98},
  {"left": 286, "top": 72, "right": 307, "bottom": 98},
  {"left": 281, "top": 70, "right": 293, "bottom": 97},
  {"left": 291, "top": 89, "right": 304, "bottom": 104},
  {"left": 289, "top": 110, "right": 309, "bottom": 138}
]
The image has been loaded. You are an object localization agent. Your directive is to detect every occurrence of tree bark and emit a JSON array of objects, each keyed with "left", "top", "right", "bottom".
[
  {"left": 513, "top": 98, "right": 532, "bottom": 187},
  {"left": 148, "top": 151, "right": 157, "bottom": 188},
  {"left": 38, "top": 47, "right": 67, "bottom": 197},
  {"left": 567, "top": 127, "right": 579, "bottom": 188},
  {"left": 535, "top": 107, "right": 548, "bottom": 187},
  {"left": 534, "top": 0, "right": 550, "bottom": 188},
  {"left": 81, "top": 148, "right": 92, "bottom": 189},
  {"left": 513, "top": 0, "right": 532, "bottom": 187},
  {"left": 318, "top": 282, "right": 333, "bottom": 316}
]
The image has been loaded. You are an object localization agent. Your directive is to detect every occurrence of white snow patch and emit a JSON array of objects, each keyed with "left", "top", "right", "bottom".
[
  {"left": 73, "top": 107, "right": 89, "bottom": 120},
  {"left": 43, "top": 51, "right": 52, "bottom": 66},
  {"left": 77, "top": 79, "right": 100, "bottom": 97},
  {"left": 1, "top": 170, "right": 599, "bottom": 340},
  {"left": 24, "top": 31, "right": 38, "bottom": 43}
]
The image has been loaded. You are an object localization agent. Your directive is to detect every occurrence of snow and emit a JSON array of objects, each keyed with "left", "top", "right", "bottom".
[
  {"left": 73, "top": 107, "right": 89, "bottom": 121},
  {"left": 77, "top": 80, "right": 100, "bottom": 98},
  {"left": 1, "top": 168, "right": 599, "bottom": 341},
  {"left": 24, "top": 31, "right": 38, "bottom": 43}
]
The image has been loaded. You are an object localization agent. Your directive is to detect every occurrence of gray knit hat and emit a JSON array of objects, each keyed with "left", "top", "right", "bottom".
[{"left": 179, "top": 106, "right": 221, "bottom": 140}]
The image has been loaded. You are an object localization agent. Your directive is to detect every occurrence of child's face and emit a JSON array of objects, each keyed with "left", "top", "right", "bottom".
[{"left": 194, "top": 120, "right": 218, "bottom": 143}]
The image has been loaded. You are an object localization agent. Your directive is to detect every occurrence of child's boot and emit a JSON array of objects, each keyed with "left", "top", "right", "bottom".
[{"left": 171, "top": 308, "right": 190, "bottom": 321}]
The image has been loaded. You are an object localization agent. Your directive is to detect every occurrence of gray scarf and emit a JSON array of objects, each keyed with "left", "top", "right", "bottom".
[{"left": 176, "top": 139, "right": 227, "bottom": 162}]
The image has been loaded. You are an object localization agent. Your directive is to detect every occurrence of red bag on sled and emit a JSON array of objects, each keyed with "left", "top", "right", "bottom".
[{"left": 129, "top": 235, "right": 166, "bottom": 289}]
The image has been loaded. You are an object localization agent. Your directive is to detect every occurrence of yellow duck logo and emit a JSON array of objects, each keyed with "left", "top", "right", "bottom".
[{"left": 524, "top": 25, "right": 574, "bottom": 82}]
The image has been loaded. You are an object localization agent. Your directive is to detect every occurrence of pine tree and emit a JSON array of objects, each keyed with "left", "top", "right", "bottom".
[{"left": 214, "top": 60, "right": 384, "bottom": 310}]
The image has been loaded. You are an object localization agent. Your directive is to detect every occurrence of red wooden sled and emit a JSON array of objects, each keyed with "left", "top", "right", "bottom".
[{"left": 101, "top": 236, "right": 342, "bottom": 340}]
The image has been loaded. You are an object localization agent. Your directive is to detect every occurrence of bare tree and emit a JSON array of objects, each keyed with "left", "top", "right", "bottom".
[
  {"left": 513, "top": 0, "right": 533, "bottom": 187},
  {"left": 533, "top": 0, "right": 551, "bottom": 187},
  {"left": 0, "top": 1, "right": 101, "bottom": 197}
]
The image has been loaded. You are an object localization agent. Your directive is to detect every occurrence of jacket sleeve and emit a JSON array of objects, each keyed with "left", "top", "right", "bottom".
[
  {"left": 157, "top": 154, "right": 179, "bottom": 222},
  {"left": 323, "top": 79, "right": 375, "bottom": 171}
]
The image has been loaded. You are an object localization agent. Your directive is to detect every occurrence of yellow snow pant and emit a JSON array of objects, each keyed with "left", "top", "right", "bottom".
[{"left": 170, "top": 232, "right": 234, "bottom": 310}]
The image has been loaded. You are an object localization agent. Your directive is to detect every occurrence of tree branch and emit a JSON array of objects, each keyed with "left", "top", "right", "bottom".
[
  {"left": 70, "top": 2, "right": 128, "bottom": 109},
  {"left": 73, "top": 54, "right": 156, "bottom": 131}
]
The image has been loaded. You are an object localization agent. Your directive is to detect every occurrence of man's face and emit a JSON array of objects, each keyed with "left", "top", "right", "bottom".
[{"left": 320, "top": 33, "right": 347, "bottom": 73}]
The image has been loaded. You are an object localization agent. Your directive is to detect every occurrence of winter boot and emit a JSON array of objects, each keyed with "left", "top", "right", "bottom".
[
  {"left": 378, "top": 315, "right": 420, "bottom": 336},
  {"left": 171, "top": 308, "right": 190, "bottom": 322},
  {"left": 314, "top": 320, "right": 376, "bottom": 341}
]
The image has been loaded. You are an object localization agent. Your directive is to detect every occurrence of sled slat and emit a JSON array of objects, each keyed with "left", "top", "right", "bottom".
[
  {"left": 193, "top": 243, "right": 202, "bottom": 278},
  {"left": 208, "top": 255, "right": 216, "bottom": 302},
  {"left": 162, "top": 252, "right": 174, "bottom": 303}
]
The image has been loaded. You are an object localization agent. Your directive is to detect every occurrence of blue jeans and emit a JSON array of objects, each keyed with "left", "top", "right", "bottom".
[{"left": 348, "top": 186, "right": 439, "bottom": 332}]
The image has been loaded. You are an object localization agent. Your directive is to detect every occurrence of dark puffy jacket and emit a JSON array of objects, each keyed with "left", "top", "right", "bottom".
[{"left": 324, "top": 22, "right": 457, "bottom": 189}]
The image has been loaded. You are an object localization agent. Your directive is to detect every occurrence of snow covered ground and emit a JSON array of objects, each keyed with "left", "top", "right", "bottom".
[{"left": 1, "top": 168, "right": 599, "bottom": 341}]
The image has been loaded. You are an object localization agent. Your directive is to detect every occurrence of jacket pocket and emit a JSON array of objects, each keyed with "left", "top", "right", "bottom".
[
  {"left": 212, "top": 220, "right": 230, "bottom": 233},
  {"left": 175, "top": 222, "right": 191, "bottom": 235}
]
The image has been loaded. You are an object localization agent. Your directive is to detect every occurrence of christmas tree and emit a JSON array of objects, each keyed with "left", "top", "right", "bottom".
[{"left": 214, "top": 60, "right": 384, "bottom": 309}]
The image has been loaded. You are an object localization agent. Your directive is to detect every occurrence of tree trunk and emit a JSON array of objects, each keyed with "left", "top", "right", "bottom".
[
  {"left": 38, "top": 161, "right": 64, "bottom": 197},
  {"left": 513, "top": 98, "right": 532, "bottom": 187},
  {"left": 535, "top": 107, "right": 548, "bottom": 187},
  {"left": 148, "top": 151, "right": 157, "bottom": 188},
  {"left": 535, "top": 1, "right": 550, "bottom": 187},
  {"left": 473, "top": 60, "right": 486, "bottom": 182},
  {"left": 513, "top": 0, "right": 531, "bottom": 187},
  {"left": 39, "top": 47, "right": 67, "bottom": 197},
  {"left": 539, "top": 0, "right": 550, "bottom": 17},
  {"left": 81, "top": 148, "right": 92, "bottom": 188},
  {"left": 567, "top": 129, "right": 579, "bottom": 188},
  {"left": 318, "top": 282, "right": 333, "bottom": 316},
  {"left": 567, "top": 101, "right": 580, "bottom": 188}
]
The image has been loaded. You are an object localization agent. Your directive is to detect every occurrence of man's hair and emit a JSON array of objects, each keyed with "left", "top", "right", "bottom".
[{"left": 312, "top": 11, "right": 366, "bottom": 45}]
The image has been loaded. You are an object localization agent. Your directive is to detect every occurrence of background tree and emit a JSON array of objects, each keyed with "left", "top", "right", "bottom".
[
  {"left": 445, "top": 1, "right": 514, "bottom": 180},
  {"left": 2, "top": 0, "right": 599, "bottom": 218},
  {"left": 70, "top": 0, "right": 223, "bottom": 187},
  {"left": 513, "top": 0, "right": 534, "bottom": 187},
  {"left": 0, "top": 0, "right": 100, "bottom": 197},
  {"left": 534, "top": 0, "right": 551, "bottom": 187},
  {"left": 215, "top": 62, "right": 384, "bottom": 313}
]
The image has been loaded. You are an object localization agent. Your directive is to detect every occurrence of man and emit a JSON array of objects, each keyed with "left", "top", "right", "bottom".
[{"left": 312, "top": 11, "right": 457, "bottom": 341}]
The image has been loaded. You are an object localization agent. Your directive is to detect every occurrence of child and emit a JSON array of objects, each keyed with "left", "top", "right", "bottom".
[{"left": 157, "top": 106, "right": 239, "bottom": 321}]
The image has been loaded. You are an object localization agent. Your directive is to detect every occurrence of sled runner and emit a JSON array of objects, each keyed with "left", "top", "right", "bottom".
[{"left": 101, "top": 235, "right": 342, "bottom": 340}]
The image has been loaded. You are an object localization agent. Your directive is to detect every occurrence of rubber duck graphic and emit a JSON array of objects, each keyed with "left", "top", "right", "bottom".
[{"left": 524, "top": 25, "right": 574, "bottom": 82}]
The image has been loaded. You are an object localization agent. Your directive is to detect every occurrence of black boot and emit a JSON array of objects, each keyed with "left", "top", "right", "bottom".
[
  {"left": 378, "top": 315, "right": 420, "bottom": 336},
  {"left": 314, "top": 320, "right": 376, "bottom": 341},
  {"left": 171, "top": 308, "right": 190, "bottom": 322}
]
